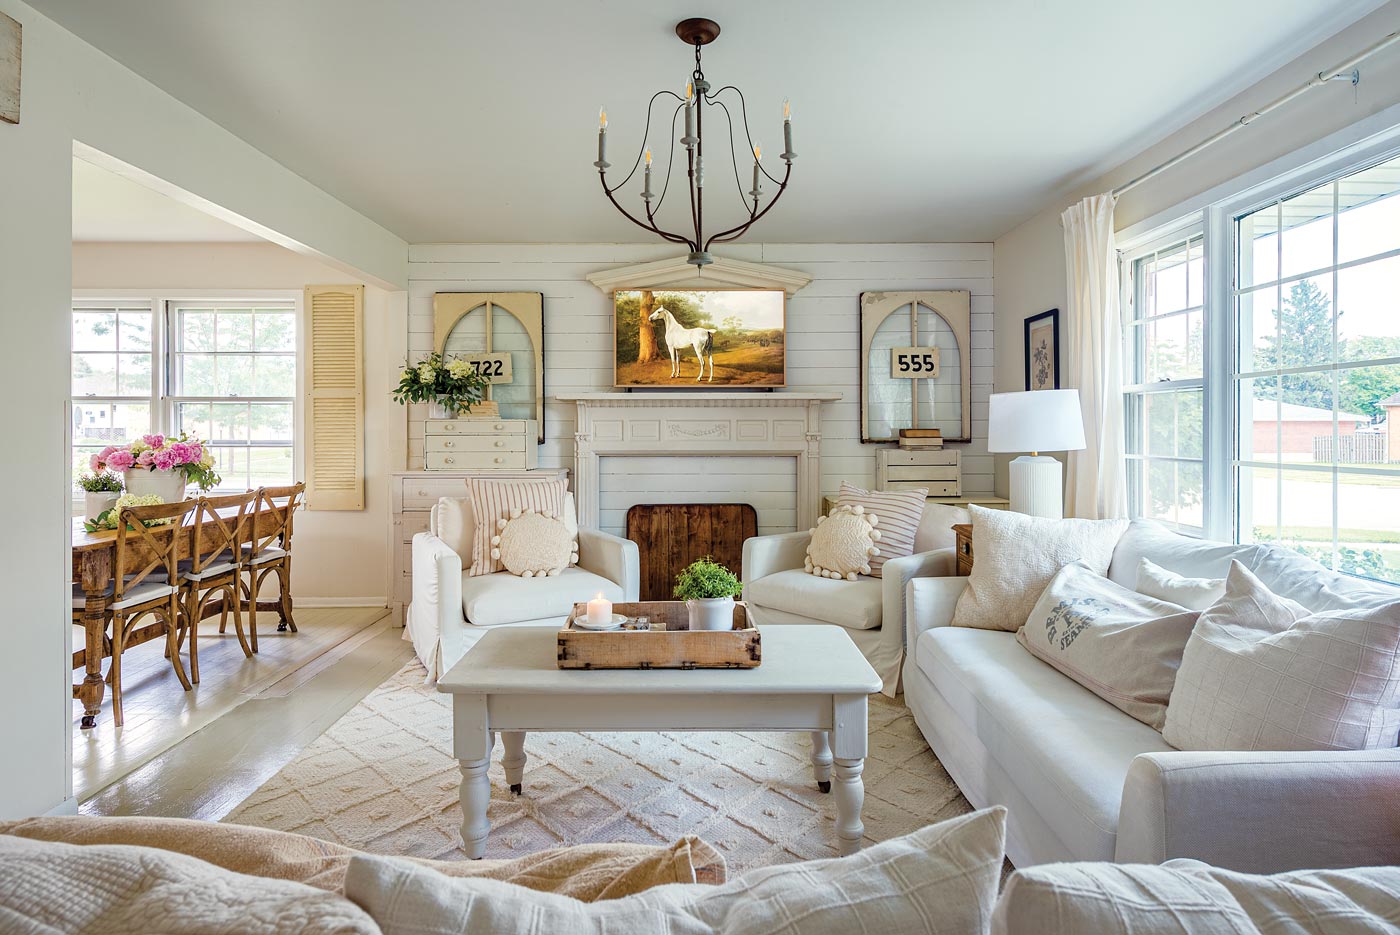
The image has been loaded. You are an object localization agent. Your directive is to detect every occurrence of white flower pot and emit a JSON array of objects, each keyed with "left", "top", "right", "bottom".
[
  {"left": 83, "top": 491, "right": 120, "bottom": 523},
  {"left": 686, "top": 596, "right": 736, "bottom": 631},
  {"left": 427, "top": 400, "right": 451, "bottom": 419},
  {"left": 123, "top": 467, "right": 188, "bottom": 503}
]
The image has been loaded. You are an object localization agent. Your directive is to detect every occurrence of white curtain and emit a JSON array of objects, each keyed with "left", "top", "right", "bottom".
[{"left": 1061, "top": 193, "right": 1127, "bottom": 519}]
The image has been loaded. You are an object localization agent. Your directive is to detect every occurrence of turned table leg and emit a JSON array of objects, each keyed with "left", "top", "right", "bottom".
[
  {"left": 810, "top": 730, "right": 833, "bottom": 793},
  {"left": 501, "top": 731, "right": 527, "bottom": 795},
  {"left": 831, "top": 693, "right": 869, "bottom": 856},
  {"left": 76, "top": 551, "right": 112, "bottom": 730},
  {"left": 454, "top": 695, "right": 493, "bottom": 859}
]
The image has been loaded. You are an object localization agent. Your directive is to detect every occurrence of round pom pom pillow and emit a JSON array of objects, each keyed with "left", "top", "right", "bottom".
[
  {"left": 490, "top": 508, "right": 579, "bottom": 577},
  {"left": 804, "top": 504, "right": 882, "bottom": 580}
]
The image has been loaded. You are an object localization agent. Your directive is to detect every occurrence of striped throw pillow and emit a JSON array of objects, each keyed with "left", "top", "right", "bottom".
[
  {"left": 836, "top": 482, "right": 927, "bottom": 577},
  {"left": 468, "top": 478, "right": 570, "bottom": 577}
]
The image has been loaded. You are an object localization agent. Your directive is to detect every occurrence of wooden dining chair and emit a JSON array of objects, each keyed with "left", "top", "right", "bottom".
[
  {"left": 179, "top": 490, "right": 256, "bottom": 675},
  {"left": 232, "top": 482, "right": 305, "bottom": 651},
  {"left": 70, "top": 499, "right": 198, "bottom": 728}
]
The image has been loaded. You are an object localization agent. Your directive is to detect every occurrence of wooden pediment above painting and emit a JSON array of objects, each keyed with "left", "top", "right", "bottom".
[
  {"left": 586, "top": 254, "right": 811, "bottom": 297},
  {"left": 860, "top": 291, "right": 973, "bottom": 443}
]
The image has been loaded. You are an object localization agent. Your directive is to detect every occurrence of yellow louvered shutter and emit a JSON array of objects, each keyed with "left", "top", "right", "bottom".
[{"left": 304, "top": 285, "right": 364, "bottom": 511}]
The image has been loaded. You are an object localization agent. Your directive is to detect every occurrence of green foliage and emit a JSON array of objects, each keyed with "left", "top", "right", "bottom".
[
  {"left": 674, "top": 557, "right": 742, "bottom": 601},
  {"left": 1254, "top": 529, "right": 1388, "bottom": 580},
  {"left": 77, "top": 471, "right": 123, "bottom": 493},
  {"left": 391, "top": 352, "right": 490, "bottom": 416},
  {"left": 615, "top": 291, "right": 704, "bottom": 364}
]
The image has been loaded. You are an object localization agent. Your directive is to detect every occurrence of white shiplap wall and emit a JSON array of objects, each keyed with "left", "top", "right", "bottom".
[{"left": 407, "top": 243, "right": 994, "bottom": 536}]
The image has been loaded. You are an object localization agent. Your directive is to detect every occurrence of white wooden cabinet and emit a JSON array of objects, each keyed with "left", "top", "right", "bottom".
[
  {"left": 876, "top": 448, "right": 961, "bottom": 496},
  {"left": 390, "top": 468, "right": 567, "bottom": 623},
  {"left": 423, "top": 419, "right": 538, "bottom": 471}
]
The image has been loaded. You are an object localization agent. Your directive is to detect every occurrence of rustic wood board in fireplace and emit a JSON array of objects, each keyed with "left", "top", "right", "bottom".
[{"left": 626, "top": 503, "right": 758, "bottom": 601}]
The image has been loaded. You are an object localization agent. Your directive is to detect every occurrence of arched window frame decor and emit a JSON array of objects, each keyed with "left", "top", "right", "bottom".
[
  {"left": 432, "top": 292, "right": 545, "bottom": 442},
  {"left": 860, "top": 290, "right": 972, "bottom": 443}
]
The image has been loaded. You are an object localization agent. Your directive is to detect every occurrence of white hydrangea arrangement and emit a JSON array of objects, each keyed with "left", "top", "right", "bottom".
[
  {"left": 391, "top": 351, "right": 491, "bottom": 416},
  {"left": 82, "top": 493, "right": 176, "bottom": 532}
]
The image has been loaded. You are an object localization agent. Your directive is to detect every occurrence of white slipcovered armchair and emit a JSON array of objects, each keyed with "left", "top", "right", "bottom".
[
  {"left": 406, "top": 495, "right": 639, "bottom": 680},
  {"left": 740, "top": 503, "right": 964, "bottom": 696}
]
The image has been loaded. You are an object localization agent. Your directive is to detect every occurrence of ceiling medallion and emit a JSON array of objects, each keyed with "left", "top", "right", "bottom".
[{"left": 594, "top": 17, "right": 796, "bottom": 268}]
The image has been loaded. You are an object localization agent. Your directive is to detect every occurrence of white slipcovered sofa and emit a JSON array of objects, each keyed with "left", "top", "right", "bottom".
[
  {"left": 904, "top": 518, "right": 1400, "bottom": 872},
  {"left": 741, "top": 506, "right": 962, "bottom": 696},
  {"left": 407, "top": 495, "right": 639, "bottom": 680}
]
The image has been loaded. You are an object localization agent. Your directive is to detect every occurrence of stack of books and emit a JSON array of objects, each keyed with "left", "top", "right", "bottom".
[{"left": 898, "top": 428, "right": 943, "bottom": 450}]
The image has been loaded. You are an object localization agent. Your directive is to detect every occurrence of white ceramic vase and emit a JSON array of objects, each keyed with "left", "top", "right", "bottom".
[
  {"left": 427, "top": 400, "right": 451, "bottom": 419},
  {"left": 83, "top": 491, "right": 120, "bottom": 523},
  {"left": 686, "top": 596, "right": 736, "bottom": 631},
  {"left": 123, "top": 467, "right": 188, "bottom": 503}
]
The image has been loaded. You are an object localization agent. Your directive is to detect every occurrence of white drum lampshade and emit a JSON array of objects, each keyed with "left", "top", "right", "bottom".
[{"left": 987, "top": 390, "right": 1086, "bottom": 518}]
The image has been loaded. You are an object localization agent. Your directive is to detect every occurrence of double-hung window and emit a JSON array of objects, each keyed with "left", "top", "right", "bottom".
[
  {"left": 1123, "top": 232, "right": 1206, "bottom": 533},
  {"left": 1233, "top": 154, "right": 1400, "bottom": 584},
  {"left": 70, "top": 298, "right": 298, "bottom": 498}
]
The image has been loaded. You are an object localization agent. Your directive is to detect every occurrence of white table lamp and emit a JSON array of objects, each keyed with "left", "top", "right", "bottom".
[{"left": 987, "top": 390, "right": 1086, "bottom": 518}]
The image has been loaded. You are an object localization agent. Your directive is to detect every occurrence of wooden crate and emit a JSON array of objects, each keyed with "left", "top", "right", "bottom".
[{"left": 558, "top": 601, "right": 761, "bottom": 670}]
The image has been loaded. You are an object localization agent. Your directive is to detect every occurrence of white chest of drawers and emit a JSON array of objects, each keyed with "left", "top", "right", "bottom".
[
  {"left": 390, "top": 468, "right": 568, "bottom": 623},
  {"left": 423, "top": 418, "right": 538, "bottom": 471},
  {"left": 875, "top": 448, "right": 961, "bottom": 496}
]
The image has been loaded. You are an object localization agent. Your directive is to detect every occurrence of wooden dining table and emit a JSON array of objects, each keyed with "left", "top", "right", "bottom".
[{"left": 71, "top": 500, "right": 289, "bottom": 729}]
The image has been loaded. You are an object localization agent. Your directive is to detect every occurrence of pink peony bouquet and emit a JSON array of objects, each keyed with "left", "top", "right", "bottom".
[{"left": 92, "top": 433, "right": 222, "bottom": 491}]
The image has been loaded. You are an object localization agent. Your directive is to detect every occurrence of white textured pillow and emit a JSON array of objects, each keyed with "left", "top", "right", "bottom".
[
  {"left": 1163, "top": 561, "right": 1400, "bottom": 751},
  {"left": 1136, "top": 557, "right": 1224, "bottom": 611},
  {"left": 491, "top": 509, "right": 578, "bottom": 577},
  {"left": 836, "top": 482, "right": 926, "bottom": 577},
  {"left": 913, "top": 502, "right": 971, "bottom": 553},
  {"left": 805, "top": 504, "right": 881, "bottom": 580},
  {"left": 951, "top": 506, "right": 1129, "bottom": 632},
  {"left": 346, "top": 808, "right": 1007, "bottom": 935},
  {"left": 1017, "top": 561, "right": 1198, "bottom": 730},
  {"left": 433, "top": 497, "right": 476, "bottom": 565},
  {"left": 994, "top": 861, "right": 1400, "bottom": 935},
  {"left": 468, "top": 478, "right": 568, "bottom": 576}
]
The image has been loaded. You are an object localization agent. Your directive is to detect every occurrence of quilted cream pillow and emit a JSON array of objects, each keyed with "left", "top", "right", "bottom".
[
  {"left": 491, "top": 509, "right": 578, "bottom": 578},
  {"left": 1163, "top": 561, "right": 1400, "bottom": 751},
  {"left": 805, "top": 504, "right": 881, "bottom": 580},
  {"left": 951, "top": 505, "right": 1129, "bottom": 632},
  {"left": 346, "top": 807, "right": 1008, "bottom": 935}
]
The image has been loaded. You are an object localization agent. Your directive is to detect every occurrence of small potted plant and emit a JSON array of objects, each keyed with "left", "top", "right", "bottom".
[
  {"left": 392, "top": 352, "right": 492, "bottom": 418},
  {"left": 77, "top": 470, "right": 123, "bottom": 523},
  {"left": 674, "top": 557, "right": 743, "bottom": 631}
]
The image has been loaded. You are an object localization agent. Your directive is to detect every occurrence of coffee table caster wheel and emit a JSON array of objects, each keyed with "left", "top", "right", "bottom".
[
  {"left": 80, "top": 715, "right": 96, "bottom": 730},
  {"left": 510, "top": 783, "right": 522, "bottom": 796},
  {"left": 277, "top": 622, "right": 288, "bottom": 632},
  {"left": 817, "top": 780, "right": 831, "bottom": 793}
]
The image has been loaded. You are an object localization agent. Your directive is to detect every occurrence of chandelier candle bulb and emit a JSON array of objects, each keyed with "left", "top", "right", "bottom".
[
  {"left": 643, "top": 149, "right": 653, "bottom": 200},
  {"left": 595, "top": 107, "right": 608, "bottom": 168},
  {"left": 683, "top": 85, "right": 696, "bottom": 147},
  {"left": 751, "top": 144, "right": 762, "bottom": 198},
  {"left": 782, "top": 99, "right": 794, "bottom": 158}
]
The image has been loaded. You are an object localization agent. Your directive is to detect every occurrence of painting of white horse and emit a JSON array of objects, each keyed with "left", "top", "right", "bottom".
[
  {"left": 614, "top": 289, "right": 786, "bottom": 387},
  {"left": 649, "top": 306, "right": 716, "bottom": 382}
]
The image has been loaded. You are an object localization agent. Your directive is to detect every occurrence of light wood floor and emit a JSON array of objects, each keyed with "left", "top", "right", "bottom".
[{"left": 76, "top": 606, "right": 413, "bottom": 819}]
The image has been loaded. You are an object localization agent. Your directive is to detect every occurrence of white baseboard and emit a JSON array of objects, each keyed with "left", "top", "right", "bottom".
[
  {"left": 295, "top": 597, "right": 389, "bottom": 608},
  {"left": 44, "top": 797, "right": 79, "bottom": 817}
]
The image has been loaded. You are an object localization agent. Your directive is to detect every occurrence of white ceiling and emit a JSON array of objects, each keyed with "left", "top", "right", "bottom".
[
  {"left": 40, "top": 0, "right": 1386, "bottom": 244},
  {"left": 72, "top": 157, "right": 263, "bottom": 242}
]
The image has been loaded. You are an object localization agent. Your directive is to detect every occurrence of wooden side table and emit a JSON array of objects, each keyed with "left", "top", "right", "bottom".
[{"left": 952, "top": 523, "right": 973, "bottom": 576}]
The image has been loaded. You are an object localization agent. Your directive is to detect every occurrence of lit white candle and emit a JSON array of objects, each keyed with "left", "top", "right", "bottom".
[{"left": 586, "top": 592, "right": 612, "bottom": 627}]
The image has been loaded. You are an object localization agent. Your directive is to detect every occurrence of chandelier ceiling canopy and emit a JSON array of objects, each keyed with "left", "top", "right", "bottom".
[{"left": 594, "top": 17, "right": 795, "bottom": 268}]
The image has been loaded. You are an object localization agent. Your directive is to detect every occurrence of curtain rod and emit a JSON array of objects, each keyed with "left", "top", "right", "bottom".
[{"left": 1111, "top": 28, "right": 1400, "bottom": 198}]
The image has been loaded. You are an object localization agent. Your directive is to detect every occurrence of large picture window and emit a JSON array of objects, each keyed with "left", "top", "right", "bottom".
[
  {"left": 1234, "top": 154, "right": 1400, "bottom": 584},
  {"left": 70, "top": 298, "right": 298, "bottom": 499}
]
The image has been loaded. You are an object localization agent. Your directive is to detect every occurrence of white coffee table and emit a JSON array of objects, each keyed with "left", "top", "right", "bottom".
[{"left": 436, "top": 624, "right": 881, "bottom": 858}]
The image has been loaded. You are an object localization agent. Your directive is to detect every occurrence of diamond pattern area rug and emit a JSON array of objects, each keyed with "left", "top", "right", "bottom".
[{"left": 224, "top": 660, "right": 971, "bottom": 874}]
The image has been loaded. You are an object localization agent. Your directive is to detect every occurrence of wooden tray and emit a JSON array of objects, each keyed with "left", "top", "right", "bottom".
[{"left": 558, "top": 601, "right": 761, "bottom": 670}]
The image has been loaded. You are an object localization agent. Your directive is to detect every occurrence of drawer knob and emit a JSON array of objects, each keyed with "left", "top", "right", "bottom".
[
  {"left": 493, "top": 457, "right": 503, "bottom": 464},
  {"left": 494, "top": 440, "right": 504, "bottom": 448},
  {"left": 417, "top": 489, "right": 428, "bottom": 496},
  {"left": 444, "top": 457, "right": 455, "bottom": 465},
  {"left": 444, "top": 440, "right": 454, "bottom": 448},
  {"left": 494, "top": 423, "right": 505, "bottom": 430}
]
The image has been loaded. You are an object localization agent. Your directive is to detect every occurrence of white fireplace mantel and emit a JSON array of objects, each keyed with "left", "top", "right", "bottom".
[{"left": 557, "top": 392, "right": 841, "bottom": 531}]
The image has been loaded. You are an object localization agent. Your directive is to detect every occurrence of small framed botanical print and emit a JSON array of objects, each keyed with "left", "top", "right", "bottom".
[{"left": 1024, "top": 308, "right": 1060, "bottom": 390}]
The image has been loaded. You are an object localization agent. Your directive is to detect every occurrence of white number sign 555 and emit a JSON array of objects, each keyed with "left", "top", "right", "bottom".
[{"left": 890, "top": 347, "right": 939, "bottom": 378}]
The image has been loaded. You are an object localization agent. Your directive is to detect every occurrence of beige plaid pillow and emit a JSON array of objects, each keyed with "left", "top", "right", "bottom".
[{"left": 1163, "top": 561, "right": 1400, "bottom": 751}]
